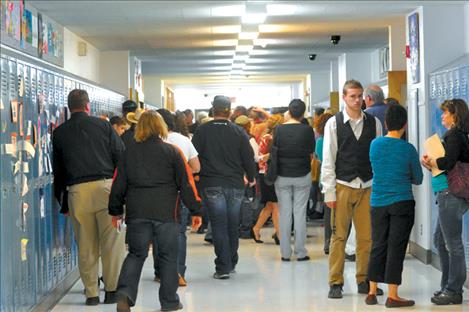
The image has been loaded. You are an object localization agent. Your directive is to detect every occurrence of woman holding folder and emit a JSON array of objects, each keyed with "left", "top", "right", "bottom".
[{"left": 421, "top": 99, "right": 469, "bottom": 306}]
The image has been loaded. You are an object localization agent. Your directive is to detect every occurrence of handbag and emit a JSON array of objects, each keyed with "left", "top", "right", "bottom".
[
  {"left": 447, "top": 133, "right": 469, "bottom": 199},
  {"left": 311, "top": 155, "right": 321, "bottom": 182},
  {"left": 264, "top": 128, "right": 280, "bottom": 186}
]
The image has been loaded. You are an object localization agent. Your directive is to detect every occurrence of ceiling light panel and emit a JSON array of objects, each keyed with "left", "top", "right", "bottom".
[
  {"left": 212, "top": 25, "right": 242, "bottom": 34},
  {"left": 213, "top": 39, "right": 238, "bottom": 47},
  {"left": 266, "top": 4, "right": 297, "bottom": 16},
  {"left": 241, "top": 13, "right": 266, "bottom": 24},
  {"left": 239, "top": 32, "right": 259, "bottom": 40},
  {"left": 211, "top": 5, "right": 245, "bottom": 17}
]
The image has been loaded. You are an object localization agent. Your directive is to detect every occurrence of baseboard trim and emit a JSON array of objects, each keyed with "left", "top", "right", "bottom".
[
  {"left": 31, "top": 268, "right": 80, "bottom": 312},
  {"left": 409, "top": 241, "right": 432, "bottom": 264}
]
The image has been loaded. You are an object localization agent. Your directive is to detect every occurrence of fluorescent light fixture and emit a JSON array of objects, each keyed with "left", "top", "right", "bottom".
[
  {"left": 232, "top": 62, "right": 245, "bottom": 69},
  {"left": 213, "top": 39, "right": 238, "bottom": 47},
  {"left": 212, "top": 25, "right": 242, "bottom": 34},
  {"left": 266, "top": 4, "right": 297, "bottom": 16},
  {"left": 239, "top": 32, "right": 259, "bottom": 40},
  {"left": 236, "top": 45, "right": 254, "bottom": 52},
  {"left": 241, "top": 13, "right": 266, "bottom": 24},
  {"left": 253, "top": 39, "right": 270, "bottom": 48},
  {"left": 213, "top": 50, "right": 236, "bottom": 56},
  {"left": 212, "top": 5, "right": 245, "bottom": 17},
  {"left": 233, "top": 54, "right": 249, "bottom": 61},
  {"left": 231, "top": 69, "right": 244, "bottom": 75}
]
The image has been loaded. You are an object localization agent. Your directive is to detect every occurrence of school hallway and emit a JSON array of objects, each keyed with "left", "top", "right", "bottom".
[{"left": 51, "top": 224, "right": 463, "bottom": 312}]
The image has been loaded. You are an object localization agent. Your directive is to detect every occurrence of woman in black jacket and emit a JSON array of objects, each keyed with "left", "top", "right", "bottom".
[
  {"left": 109, "top": 110, "right": 201, "bottom": 312},
  {"left": 422, "top": 99, "right": 469, "bottom": 305}
]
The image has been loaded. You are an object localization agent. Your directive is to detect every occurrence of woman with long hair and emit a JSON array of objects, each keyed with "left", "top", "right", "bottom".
[
  {"left": 421, "top": 99, "right": 469, "bottom": 306},
  {"left": 109, "top": 110, "right": 201, "bottom": 312},
  {"left": 252, "top": 114, "right": 284, "bottom": 244}
]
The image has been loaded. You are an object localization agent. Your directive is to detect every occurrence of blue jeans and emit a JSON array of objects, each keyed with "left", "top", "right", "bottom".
[
  {"left": 117, "top": 219, "right": 179, "bottom": 310},
  {"left": 203, "top": 186, "right": 244, "bottom": 274},
  {"left": 434, "top": 190, "right": 469, "bottom": 293},
  {"left": 153, "top": 203, "right": 190, "bottom": 277}
]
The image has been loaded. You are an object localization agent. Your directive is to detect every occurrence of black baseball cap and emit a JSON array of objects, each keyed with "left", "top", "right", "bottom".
[{"left": 212, "top": 95, "right": 231, "bottom": 111}]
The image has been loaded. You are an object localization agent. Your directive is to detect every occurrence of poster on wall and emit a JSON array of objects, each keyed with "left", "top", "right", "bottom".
[
  {"left": 408, "top": 12, "right": 420, "bottom": 84},
  {"left": 1, "top": 1, "right": 64, "bottom": 67}
]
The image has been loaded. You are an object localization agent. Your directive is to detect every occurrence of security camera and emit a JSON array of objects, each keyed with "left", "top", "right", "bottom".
[
  {"left": 331, "top": 35, "right": 341, "bottom": 45},
  {"left": 308, "top": 54, "right": 317, "bottom": 61}
]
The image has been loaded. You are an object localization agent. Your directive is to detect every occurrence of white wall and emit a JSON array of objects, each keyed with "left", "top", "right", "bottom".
[
  {"left": 63, "top": 28, "right": 100, "bottom": 82},
  {"left": 370, "top": 49, "right": 381, "bottom": 83},
  {"left": 143, "top": 74, "right": 164, "bottom": 107},
  {"left": 99, "top": 51, "right": 130, "bottom": 96},
  {"left": 406, "top": 4, "right": 467, "bottom": 254},
  {"left": 338, "top": 52, "right": 372, "bottom": 107},
  {"left": 310, "top": 70, "right": 330, "bottom": 105}
]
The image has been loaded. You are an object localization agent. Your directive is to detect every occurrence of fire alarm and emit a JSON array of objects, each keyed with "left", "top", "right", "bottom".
[{"left": 77, "top": 42, "right": 87, "bottom": 56}]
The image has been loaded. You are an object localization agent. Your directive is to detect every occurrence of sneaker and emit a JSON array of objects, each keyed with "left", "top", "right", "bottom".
[
  {"left": 213, "top": 272, "right": 230, "bottom": 280},
  {"left": 161, "top": 302, "right": 183, "bottom": 311},
  {"left": 85, "top": 296, "right": 99, "bottom": 306},
  {"left": 431, "top": 290, "right": 463, "bottom": 305},
  {"left": 357, "top": 281, "right": 383, "bottom": 296},
  {"left": 385, "top": 297, "right": 415, "bottom": 308},
  {"left": 103, "top": 291, "right": 117, "bottom": 304},
  {"left": 204, "top": 237, "right": 213, "bottom": 244},
  {"left": 365, "top": 294, "right": 378, "bottom": 305},
  {"left": 345, "top": 253, "right": 356, "bottom": 262},
  {"left": 281, "top": 257, "right": 290, "bottom": 262},
  {"left": 297, "top": 256, "right": 310, "bottom": 261},
  {"left": 328, "top": 284, "right": 343, "bottom": 299},
  {"left": 178, "top": 274, "right": 187, "bottom": 287}
]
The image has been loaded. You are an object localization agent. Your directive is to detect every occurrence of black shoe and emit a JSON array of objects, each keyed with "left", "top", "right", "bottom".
[
  {"left": 85, "top": 296, "right": 99, "bottom": 306},
  {"left": 431, "top": 290, "right": 463, "bottom": 305},
  {"left": 272, "top": 233, "right": 280, "bottom": 245},
  {"left": 196, "top": 227, "right": 206, "bottom": 234},
  {"left": 281, "top": 257, "right": 290, "bottom": 262},
  {"left": 103, "top": 291, "right": 117, "bottom": 304},
  {"left": 204, "top": 237, "right": 213, "bottom": 244},
  {"left": 213, "top": 272, "right": 230, "bottom": 280},
  {"left": 328, "top": 284, "right": 343, "bottom": 299},
  {"left": 345, "top": 254, "right": 356, "bottom": 262},
  {"left": 297, "top": 256, "right": 310, "bottom": 261},
  {"left": 161, "top": 302, "right": 183, "bottom": 311},
  {"left": 324, "top": 249, "right": 329, "bottom": 255},
  {"left": 154, "top": 275, "right": 161, "bottom": 282},
  {"left": 251, "top": 228, "right": 263, "bottom": 243},
  {"left": 365, "top": 294, "right": 378, "bottom": 305},
  {"left": 385, "top": 297, "right": 415, "bottom": 308},
  {"left": 357, "top": 281, "right": 383, "bottom": 296},
  {"left": 116, "top": 298, "right": 131, "bottom": 312},
  {"left": 433, "top": 289, "right": 443, "bottom": 297}
]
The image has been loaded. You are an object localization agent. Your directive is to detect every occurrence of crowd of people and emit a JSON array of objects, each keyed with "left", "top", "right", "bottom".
[{"left": 51, "top": 80, "right": 469, "bottom": 311}]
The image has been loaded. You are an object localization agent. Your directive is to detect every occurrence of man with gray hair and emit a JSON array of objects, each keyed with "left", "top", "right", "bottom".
[{"left": 364, "top": 85, "right": 387, "bottom": 134}]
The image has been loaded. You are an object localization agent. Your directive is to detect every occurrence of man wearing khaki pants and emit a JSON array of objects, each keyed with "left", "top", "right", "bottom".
[
  {"left": 53, "top": 89, "right": 125, "bottom": 306},
  {"left": 321, "top": 80, "right": 382, "bottom": 299}
]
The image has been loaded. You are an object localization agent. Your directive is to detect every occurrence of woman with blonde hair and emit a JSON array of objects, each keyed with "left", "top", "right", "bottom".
[
  {"left": 252, "top": 114, "right": 284, "bottom": 244},
  {"left": 109, "top": 110, "right": 201, "bottom": 312}
]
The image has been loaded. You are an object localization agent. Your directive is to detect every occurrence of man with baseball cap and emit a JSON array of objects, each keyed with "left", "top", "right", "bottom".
[{"left": 192, "top": 95, "right": 256, "bottom": 279}]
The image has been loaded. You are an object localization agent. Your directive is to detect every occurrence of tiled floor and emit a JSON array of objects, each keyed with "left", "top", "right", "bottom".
[{"left": 52, "top": 225, "right": 467, "bottom": 312}]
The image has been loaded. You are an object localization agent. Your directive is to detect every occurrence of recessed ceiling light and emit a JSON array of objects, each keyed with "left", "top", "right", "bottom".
[
  {"left": 241, "top": 13, "right": 266, "bottom": 24},
  {"left": 239, "top": 32, "right": 259, "bottom": 40},
  {"left": 212, "top": 5, "right": 246, "bottom": 17},
  {"left": 266, "top": 4, "right": 297, "bottom": 16},
  {"left": 236, "top": 45, "right": 254, "bottom": 52}
]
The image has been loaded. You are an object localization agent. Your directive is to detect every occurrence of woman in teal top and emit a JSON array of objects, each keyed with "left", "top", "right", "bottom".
[
  {"left": 421, "top": 99, "right": 469, "bottom": 306},
  {"left": 366, "top": 104, "right": 423, "bottom": 308}
]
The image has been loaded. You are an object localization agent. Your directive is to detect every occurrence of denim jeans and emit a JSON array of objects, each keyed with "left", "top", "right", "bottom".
[
  {"left": 203, "top": 186, "right": 244, "bottom": 274},
  {"left": 434, "top": 189, "right": 469, "bottom": 293},
  {"left": 117, "top": 218, "right": 179, "bottom": 310},
  {"left": 153, "top": 203, "right": 190, "bottom": 277}
]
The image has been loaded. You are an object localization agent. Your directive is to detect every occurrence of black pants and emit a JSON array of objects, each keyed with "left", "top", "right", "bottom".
[
  {"left": 117, "top": 219, "right": 180, "bottom": 310},
  {"left": 367, "top": 200, "right": 415, "bottom": 285}
]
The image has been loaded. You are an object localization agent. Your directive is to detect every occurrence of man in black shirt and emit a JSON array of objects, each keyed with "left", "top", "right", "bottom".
[
  {"left": 52, "top": 89, "right": 125, "bottom": 306},
  {"left": 192, "top": 95, "right": 256, "bottom": 279},
  {"left": 121, "top": 100, "right": 138, "bottom": 147}
]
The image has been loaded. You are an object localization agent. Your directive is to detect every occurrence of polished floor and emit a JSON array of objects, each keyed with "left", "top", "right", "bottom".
[{"left": 52, "top": 224, "right": 467, "bottom": 312}]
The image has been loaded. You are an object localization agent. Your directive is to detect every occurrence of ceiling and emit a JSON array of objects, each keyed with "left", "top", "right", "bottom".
[{"left": 30, "top": 1, "right": 456, "bottom": 86}]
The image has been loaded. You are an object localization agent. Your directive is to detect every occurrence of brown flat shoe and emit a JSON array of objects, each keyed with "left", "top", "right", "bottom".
[
  {"left": 365, "top": 294, "right": 378, "bottom": 305},
  {"left": 385, "top": 297, "right": 415, "bottom": 308}
]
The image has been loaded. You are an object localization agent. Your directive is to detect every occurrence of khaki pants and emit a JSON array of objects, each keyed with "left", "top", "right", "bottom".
[
  {"left": 68, "top": 179, "right": 125, "bottom": 297},
  {"left": 329, "top": 183, "right": 372, "bottom": 286}
]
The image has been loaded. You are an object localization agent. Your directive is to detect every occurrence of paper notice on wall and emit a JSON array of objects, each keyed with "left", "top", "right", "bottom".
[
  {"left": 21, "top": 175, "right": 29, "bottom": 196},
  {"left": 21, "top": 239, "right": 28, "bottom": 261},
  {"left": 40, "top": 197, "right": 45, "bottom": 218},
  {"left": 0, "top": 98, "right": 4, "bottom": 109},
  {"left": 23, "top": 162, "right": 29, "bottom": 173},
  {"left": 32, "top": 15, "right": 38, "bottom": 48},
  {"left": 5, "top": 144, "right": 17, "bottom": 157},
  {"left": 18, "top": 140, "right": 36, "bottom": 158}
]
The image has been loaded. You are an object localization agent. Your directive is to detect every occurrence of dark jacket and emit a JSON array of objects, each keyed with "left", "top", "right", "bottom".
[
  {"left": 108, "top": 136, "right": 201, "bottom": 222},
  {"left": 192, "top": 119, "right": 256, "bottom": 189},
  {"left": 52, "top": 112, "right": 124, "bottom": 212},
  {"left": 121, "top": 124, "right": 136, "bottom": 147},
  {"left": 437, "top": 128, "right": 469, "bottom": 170}
]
